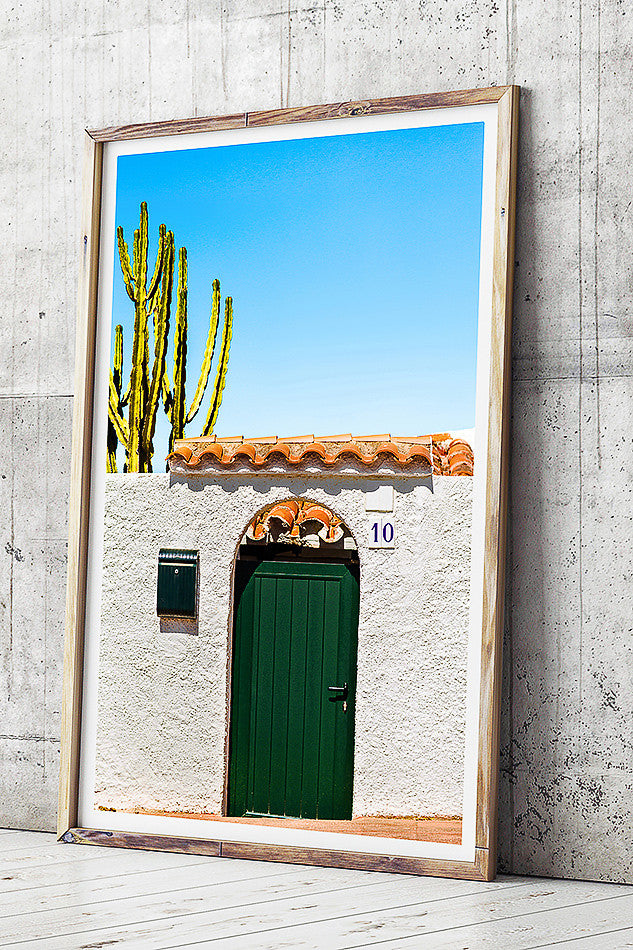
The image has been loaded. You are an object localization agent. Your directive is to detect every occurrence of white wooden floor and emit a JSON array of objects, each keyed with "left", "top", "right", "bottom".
[{"left": 1, "top": 830, "right": 633, "bottom": 949}]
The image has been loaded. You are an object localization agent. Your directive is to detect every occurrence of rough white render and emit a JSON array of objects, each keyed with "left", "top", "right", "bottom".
[{"left": 95, "top": 470, "right": 473, "bottom": 818}]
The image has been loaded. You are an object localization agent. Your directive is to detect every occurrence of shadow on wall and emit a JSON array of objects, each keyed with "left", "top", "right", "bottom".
[
  {"left": 159, "top": 616, "right": 199, "bottom": 636},
  {"left": 170, "top": 472, "right": 432, "bottom": 498}
]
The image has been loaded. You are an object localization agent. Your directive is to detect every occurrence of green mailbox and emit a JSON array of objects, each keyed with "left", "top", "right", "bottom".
[{"left": 157, "top": 549, "right": 198, "bottom": 618}]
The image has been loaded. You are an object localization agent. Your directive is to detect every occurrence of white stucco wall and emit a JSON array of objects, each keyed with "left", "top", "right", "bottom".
[{"left": 95, "top": 470, "right": 472, "bottom": 818}]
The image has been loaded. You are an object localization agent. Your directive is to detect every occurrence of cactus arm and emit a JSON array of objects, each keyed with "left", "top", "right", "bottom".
[
  {"left": 160, "top": 327, "right": 173, "bottom": 419},
  {"left": 116, "top": 325, "right": 130, "bottom": 405},
  {"left": 126, "top": 208, "right": 152, "bottom": 471},
  {"left": 106, "top": 324, "right": 127, "bottom": 473},
  {"left": 169, "top": 247, "right": 188, "bottom": 453},
  {"left": 117, "top": 228, "right": 135, "bottom": 301},
  {"left": 161, "top": 373, "right": 173, "bottom": 421},
  {"left": 108, "top": 399, "right": 130, "bottom": 447},
  {"left": 141, "top": 232, "right": 174, "bottom": 456},
  {"left": 132, "top": 227, "right": 140, "bottom": 291},
  {"left": 108, "top": 372, "right": 130, "bottom": 445},
  {"left": 127, "top": 330, "right": 144, "bottom": 471},
  {"left": 202, "top": 296, "right": 233, "bottom": 436},
  {"left": 112, "top": 324, "right": 124, "bottom": 396},
  {"left": 137, "top": 203, "right": 149, "bottom": 295},
  {"left": 185, "top": 278, "right": 221, "bottom": 424},
  {"left": 147, "top": 223, "right": 166, "bottom": 301},
  {"left": 106, "top": 438, "right": 118, "bottom": 473}
]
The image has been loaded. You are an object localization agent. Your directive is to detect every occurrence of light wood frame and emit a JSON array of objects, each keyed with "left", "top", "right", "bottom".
[{"left": 59, "top": 86, "right": 519, "bottom": 881}]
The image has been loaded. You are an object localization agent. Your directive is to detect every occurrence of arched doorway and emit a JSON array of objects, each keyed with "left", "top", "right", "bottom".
[{"left": 227, "top": 499, "right": 360, "bottom": 821}]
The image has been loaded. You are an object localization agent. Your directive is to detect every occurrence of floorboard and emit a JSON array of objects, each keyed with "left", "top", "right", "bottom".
[
  {"left": 538, "top": 933, "right": 633, "bottom": 949},
  {"left": 0, "top": 833, "right": 631, "bottom": 949},
  {"left": 0, "top": 832, "right": 56, "bottom": 852}
]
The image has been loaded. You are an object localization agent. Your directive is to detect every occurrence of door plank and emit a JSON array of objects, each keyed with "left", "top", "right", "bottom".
[
  {"left": 227, "top": 564, "right": 255, "bottom": 816},
  {"left": 318, "top": 578, "right": 343, "bottom": 819},
  {"left": 300, "top": 575, "right": 326, "bottom": 818},
  {"left": 268, "top": 576, "right": 292, "bottom": 816},
  {"left": 285, "top": 576, "right": 309, "bottom": 817},
  {"left": 336, "top": 569, "right": 357, "bottom": 819},
  {"left": 251, "top": 574, "right": 276, "bottom": 815}
]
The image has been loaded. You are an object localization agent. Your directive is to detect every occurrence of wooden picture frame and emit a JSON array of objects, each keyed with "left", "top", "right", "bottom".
[{"left": 59, "top": 86, "right": 519, "bottom": 881}]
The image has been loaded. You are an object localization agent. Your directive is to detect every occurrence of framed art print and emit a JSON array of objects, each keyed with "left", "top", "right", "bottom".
[{"left": 59, "top": 87, "right": 519, "bottom": 880}]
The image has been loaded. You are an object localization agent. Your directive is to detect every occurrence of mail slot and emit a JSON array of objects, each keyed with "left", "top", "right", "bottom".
[{"left": 157, "top": 549, "right": 198, "bottom": 618}]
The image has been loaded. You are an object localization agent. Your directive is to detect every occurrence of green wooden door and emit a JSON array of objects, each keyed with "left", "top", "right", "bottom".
[{"left": 228, "top": 560, "right": 359, "bottom": 820}]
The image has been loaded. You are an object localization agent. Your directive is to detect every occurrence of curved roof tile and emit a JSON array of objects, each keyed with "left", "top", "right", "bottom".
[
  {"left": 168, "top": 433, "right": 473, "bottom": 475},
  {"left": 245, "top": 499, "right": 348, "bottom": 545}
]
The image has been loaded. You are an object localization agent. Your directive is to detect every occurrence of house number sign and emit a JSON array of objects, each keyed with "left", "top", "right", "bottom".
[{"left": 368, "top": 517, "right": 396, "bottom": 549}]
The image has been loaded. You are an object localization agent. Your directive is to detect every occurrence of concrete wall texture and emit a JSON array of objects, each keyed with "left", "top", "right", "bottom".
[
  {"left": 1, "top": 0, "right": 631, "bottom": 881},
  {"left": 95, "top": 473, "right": 471, "bottom": 818}
]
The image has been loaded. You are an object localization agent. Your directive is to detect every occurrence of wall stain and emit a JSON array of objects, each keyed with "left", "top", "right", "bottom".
[
  {"left": 594, "top": 0, "right": 602, "bottom": 469},
  {"left": 577, "top": 0, "right": 584, "bottom": 741}
]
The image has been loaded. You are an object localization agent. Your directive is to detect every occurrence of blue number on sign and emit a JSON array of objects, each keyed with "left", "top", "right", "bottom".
[
  {"left": 371, "top": 522, "right": 379, "bottom": 543},
  {"left": 382, "top": 521, "right": 394, "bottom": 543}
]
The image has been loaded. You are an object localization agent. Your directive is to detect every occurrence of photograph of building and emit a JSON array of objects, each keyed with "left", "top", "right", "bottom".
[{"left": 91, "top": 115, "right": 485, "bottom": 844}]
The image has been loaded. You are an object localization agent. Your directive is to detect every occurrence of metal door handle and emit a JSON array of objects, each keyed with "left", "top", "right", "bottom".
[{"left": 328, "top": 683, "right": 348, "bottom": 702}]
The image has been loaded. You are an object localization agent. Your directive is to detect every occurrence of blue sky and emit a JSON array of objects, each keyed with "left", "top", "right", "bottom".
[{"left": 110, "top": 121, "right": 484, "bottom": 461}]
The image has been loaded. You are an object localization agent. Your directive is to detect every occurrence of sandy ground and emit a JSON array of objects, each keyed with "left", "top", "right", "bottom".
[{"left": 111, "top": 809, "right": 462, "bottom": 844}]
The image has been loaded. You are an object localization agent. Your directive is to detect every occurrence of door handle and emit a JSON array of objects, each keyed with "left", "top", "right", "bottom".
[{"left": 328, "top": 683, "right": 348, "bottom": 702}]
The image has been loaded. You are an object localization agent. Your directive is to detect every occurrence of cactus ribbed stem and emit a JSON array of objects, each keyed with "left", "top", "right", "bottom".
[
  {"left": 117, "top": 231, "right": 135, "bottom": 301},
  {"left": 141, "top": 232, "right": 174, "bottom": 457},
  {"left": 185, "top": 278, "right": 221, "bottom": 424},
  {"left": 203, "top": 296, "right": 233, "bottom": 436},
  {"left": 108, "top": 372, "right": 130, "bottom": 445},
  {"left": 169, "top": 248, "right": 188, "bottom": 454},
  {"left": 147, "top": 224, "right": 167, "bottom": 301},
  {"left": 106, "top": 324, "right": 125, "bottom": 472},
  {"left": 113, "top": 324, "right": 123, "bottom": 396},
  {"left": 161, "top": 373, "right": 173, "bottom": 420}
]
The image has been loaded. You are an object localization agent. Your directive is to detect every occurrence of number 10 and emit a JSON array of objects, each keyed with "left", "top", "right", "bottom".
[{"left": 369, "top": 518, "right": 395, "bottom": 548}]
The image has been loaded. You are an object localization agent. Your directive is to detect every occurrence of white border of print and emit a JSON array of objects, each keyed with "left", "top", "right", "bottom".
[{"left": 78, "top": 102, "right": 498, "bottom": 862}]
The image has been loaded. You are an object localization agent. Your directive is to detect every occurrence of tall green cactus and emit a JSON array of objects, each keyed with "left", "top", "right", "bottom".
[
  {"left": 106, "top": 325, "right": 124, "bottom": 472},
  {"left": 108, "top": 202, "right": 172, "bottom": 472},
  {"left": 108, "top": 202, "right": 234, "bottom": 472}
]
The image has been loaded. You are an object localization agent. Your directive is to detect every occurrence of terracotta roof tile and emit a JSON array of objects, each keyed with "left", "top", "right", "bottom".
[
  {"left": 246, "top": 499, "right": 347, "bottom": 545},
  {"left": 167, "top": 433, "right": 473, "bottom": 475}
]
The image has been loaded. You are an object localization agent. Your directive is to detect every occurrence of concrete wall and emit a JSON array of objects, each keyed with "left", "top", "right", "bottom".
[
  {"left": 95, "top": 472, "right": 471, "bottom": 818},
  {"left": 2, "top": 0, "right": 632, "bottom": 881}
]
